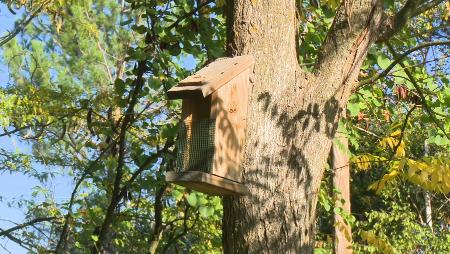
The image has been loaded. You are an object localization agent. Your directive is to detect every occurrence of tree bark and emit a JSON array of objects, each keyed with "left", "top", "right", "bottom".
[
  {"left": 332, "top": 132, "right": 352, "bottom": 254},
  {"left": 423, "top": 140, "right": 433, "bottom": 231},
  {"left": 223, "top": 1, "right": 383, "bottom": 253}
]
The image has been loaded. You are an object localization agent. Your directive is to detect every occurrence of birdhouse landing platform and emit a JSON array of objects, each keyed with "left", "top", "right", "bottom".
[
  {"left": 165, "top": 171, "right": 249, "bottom": 196},
  {"left": 165, "top": 55, "right": 254, "bottom": 196}
]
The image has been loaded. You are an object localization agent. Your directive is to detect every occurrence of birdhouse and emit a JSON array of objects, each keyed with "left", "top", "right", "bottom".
[{"left": 165, "top": 55, "right": 254, "bottom": 196}]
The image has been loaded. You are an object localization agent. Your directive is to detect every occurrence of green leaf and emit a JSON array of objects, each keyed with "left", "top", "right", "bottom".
[
  {"left": 161, "top": 123, "right": 179, "bottom": 140},
  {"left": 186, "top": 193, "right": 197, "bottom": 207},
  {"left": 131, "top": 25, "right": 147, "bottom": 34},
  {"left": 199, "top": 206, "right": 215, "bottom": 218},
  {"left": 377, "top": 54, "right": 391, "bottom": 69},
  {"left": 347, "top": 102, "right": 360, "bottom": 117},
  {"left": 149, "top": 78, "right": 162, "bottom": 90},
  {"left": 171, "top": 189, "right": 183, "bottom": 201},
  {"left": 91, "top": 235, "right": 99, "bottom": 242},
  {"left": 120, "top": 19, "right": 133, "bottom": 26}
]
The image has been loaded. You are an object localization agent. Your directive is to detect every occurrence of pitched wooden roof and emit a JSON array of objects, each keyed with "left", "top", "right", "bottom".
[{"left": 167, "top": 55, "right": 254, "bottom": 99}]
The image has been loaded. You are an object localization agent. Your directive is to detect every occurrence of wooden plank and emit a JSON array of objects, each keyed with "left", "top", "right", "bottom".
[
  {"left": 177, "top": 74, "right": 205, "bottom": 86},
  {"left": 198, "top": 56, "right": 254, "bottom": 97},
  {"left": 167, "top": 55, "right": 254, "bottom": 99},
  {"left": 167, "top": 85, "right": 204, "bottom": 99},
  {"left": 165, "top": 171, "right": 249, "bottom": 196},
  {"left": 210, "top": 68, "right": 250, "bottom": 182}
]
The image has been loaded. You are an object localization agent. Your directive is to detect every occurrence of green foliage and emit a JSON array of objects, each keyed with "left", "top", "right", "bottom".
[
  {"left": 314, "top": 2, "right": 449, "bottom": 253},
  {"left": 0, "top": 0, "right": 225, "bottom": 252}
]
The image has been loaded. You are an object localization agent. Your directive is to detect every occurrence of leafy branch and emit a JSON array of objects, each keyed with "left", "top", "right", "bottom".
[
  {"left": 0, "top": 1, "right": 49, "bottom": 47},
  {"left": 386, "top": 42, "right": 449, "bottom": 140},
  {"left": 55, "top": 140, "right": 118, "bottom": 253},
  {"left": 0, "top": 217, "right": 57, "bottom": 237},
  {"left": 357, "top": 40, "right": 450, "bottom": 88},
  {"left": 377, "top": 0, "right": 447, "bottom": 42},
  {"left": 166, "top": 0, "right": 215, "bottom": 30}
]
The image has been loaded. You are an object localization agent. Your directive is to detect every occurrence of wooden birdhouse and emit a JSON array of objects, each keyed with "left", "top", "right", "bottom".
[{"left": 165, "top": 55, "right": 254, "bottom": 196}]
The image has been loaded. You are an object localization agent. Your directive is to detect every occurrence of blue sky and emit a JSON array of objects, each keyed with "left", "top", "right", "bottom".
[
  {"left": 0, "top": 5, "right": 74, "bottom": 253},
  {"left": 0, "top": 6, "right": 30, "bottom": 254}
]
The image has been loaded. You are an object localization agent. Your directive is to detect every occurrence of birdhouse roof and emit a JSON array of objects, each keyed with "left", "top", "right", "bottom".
[{"left": 167, "top": 55, "right": 254, "bottom": 99}]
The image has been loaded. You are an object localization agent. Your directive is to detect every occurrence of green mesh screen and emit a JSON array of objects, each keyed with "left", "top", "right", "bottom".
[{"left": 175, "top": 118, "right": 215, "bottom": 173}]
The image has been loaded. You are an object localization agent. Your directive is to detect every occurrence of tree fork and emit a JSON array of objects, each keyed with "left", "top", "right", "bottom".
[{"left": 223, "top": 1, "right": 383, "bottom": 253}]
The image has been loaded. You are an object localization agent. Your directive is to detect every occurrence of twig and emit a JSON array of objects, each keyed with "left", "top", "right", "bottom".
[
  {"left": 0, "top": 228, "right": 33, "bottom": 252},
  {"left": 377, "top": 0, "right": 447, "bottom": 42},
  {"left": 354, "top": 125, "right": 381, "bottom": 138},
  {"left": 0, "top": 217, "right": 57, "bottom": 237},
  {"left": 118, "top": 140, "right": 172, "bottom": 200},
  {"left": 389, "top": 105, "right": 416, "bottom": 160}
]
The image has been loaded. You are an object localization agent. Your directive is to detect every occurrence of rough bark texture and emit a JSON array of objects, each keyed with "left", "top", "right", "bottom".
[
  {"left": 332, "top": 133, "right": 352, "bottom": 254},
  {"left": 223, "top": 1, "right": 383, "bottom": 253}
]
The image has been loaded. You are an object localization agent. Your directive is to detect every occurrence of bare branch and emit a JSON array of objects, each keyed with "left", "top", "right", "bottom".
[{"left": 0, "top": 228, "right": 33, "bottom": 252}]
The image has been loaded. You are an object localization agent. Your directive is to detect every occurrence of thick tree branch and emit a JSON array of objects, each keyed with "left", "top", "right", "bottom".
[
  {"left": 148, "top": 184, "right": 168, "bottom": 254},
  {"left": 386, "top": 42, "right": 449, "bottom": 140},
  {"left": 315, "top": 0, "right": 383, "bottom": 98},
  {"left": 95, "top": 59, "right": 148, "bottom": 252}
]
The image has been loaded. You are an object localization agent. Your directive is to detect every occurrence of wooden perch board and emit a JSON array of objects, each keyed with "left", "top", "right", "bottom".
[{"left": 165, "top": 171, "right": 249, "bottom": 196}]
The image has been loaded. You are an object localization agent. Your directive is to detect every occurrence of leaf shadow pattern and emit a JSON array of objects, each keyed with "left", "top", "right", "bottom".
[{"left": 222, "top": 90, "right": 344, "bottom": 253}]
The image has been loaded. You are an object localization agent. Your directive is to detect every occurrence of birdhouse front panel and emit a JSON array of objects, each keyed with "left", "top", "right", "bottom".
[{"left": 210, "top": 68, "right": 250, "bottom": 182}]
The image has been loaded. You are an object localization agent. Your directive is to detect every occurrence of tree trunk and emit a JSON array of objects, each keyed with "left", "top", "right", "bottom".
[
  {"left": 223, "top": 1, "right": 383, "bottom": 253},
  {"left": 423, "top": 140, "right": 433, "bottom": 231},
  {"left": 332, "top": 132, "right": 352, "bottom": 254}
]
